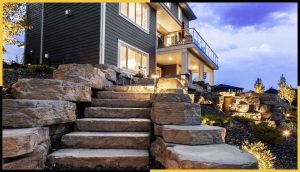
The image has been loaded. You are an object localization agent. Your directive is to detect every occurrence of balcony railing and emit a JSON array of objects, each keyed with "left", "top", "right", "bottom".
[{"left": 158, "top": 28, "right": 219, "bottom": 66}]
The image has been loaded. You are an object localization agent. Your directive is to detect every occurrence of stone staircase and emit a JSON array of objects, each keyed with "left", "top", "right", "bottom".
[{"left": 47, "top": 87, "right": 153, "bottom": 169}]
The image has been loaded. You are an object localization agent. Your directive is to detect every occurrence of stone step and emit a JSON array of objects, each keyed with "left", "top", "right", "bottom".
[
  {"left": 151, "top": 137, "right": 258, "bottom": 169},
  {"left": 47, "top": 148, "right": 149, "bottom": 169},
  {"left": 92, "top": 99, "right": 152, "bottom": 108},
  {"left": 76, "top": 118, "right": 151, "bottom": 132},
  {"left": 154, "top": 124, "right": 226, "bottom": 145},
  {"left": 84, "top": 107, "right": 151, "bottom": 118},
  {"left": 97, "top": 91, "right": 151, "bottom": 100},
  {"left": 61, "top": 132, "right": 150, "bottom": 149},
  {"left": 113, "top": 85, "right": 154, "bottom": 93}
]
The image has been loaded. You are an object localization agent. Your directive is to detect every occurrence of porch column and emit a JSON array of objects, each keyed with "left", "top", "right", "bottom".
[
  {"left": 209, "top": 70, "right": 214, "bottom": 86},
  {"left": 181, "top": 50, "right": 189, "bottom": 75},
  {"left": 198, "top": 62, "right": 204, "bottom": 81}
]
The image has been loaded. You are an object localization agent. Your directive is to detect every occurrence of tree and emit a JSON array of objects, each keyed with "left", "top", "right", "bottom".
[
  {"left": 3, "top": 3, "right": 30, "bottom": 51},
  {"left": 278, "top": 74, "right": 286, "bottom": 89},
  {"left": 254, "top": 78, "right": 265, "bottom": 93},
  {"left": 278, "top": 85, "right": 296, "bottom": 105}
]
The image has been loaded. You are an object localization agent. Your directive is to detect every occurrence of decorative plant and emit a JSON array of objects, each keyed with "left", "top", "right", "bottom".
[
  {"left": 242, "top": 140, "right": 275, "bottom": 169},
  {"left": 278, "top": 84, "right": 296, "bottom": 105},
  {"left": 254, "top": 78, "right": 265, "bottom": 93},
  {"left": 201, "top": 114, "right": 230, "bottom": 127},
  {"left": 3, "top": 3, "right": 31, "bottom": 51},
  {"left": 252, "top": 122, "right": 280, "bottom": 145}
]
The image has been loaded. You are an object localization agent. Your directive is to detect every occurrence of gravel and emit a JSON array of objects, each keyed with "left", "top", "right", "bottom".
[{"left": 225, "top": 120, "right": 297, "bottom": 169}]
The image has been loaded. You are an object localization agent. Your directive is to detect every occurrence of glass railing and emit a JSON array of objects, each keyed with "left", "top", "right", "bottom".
[{"left": 157, "top": 28, "right": 219, "bottom": 66}]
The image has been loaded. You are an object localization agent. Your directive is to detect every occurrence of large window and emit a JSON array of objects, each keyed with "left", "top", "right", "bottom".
[
  {"left": 119, "top": 41, "right": 149, "bottom": 75},
  {"left": 165, "top": 3, "right": 171, "bottom": 9},
  {"left": 178, "top": 6, "right": 182, "bottom": 21},
  {"left": 120, "top": 3, "right": 149, "bottom": 32}
]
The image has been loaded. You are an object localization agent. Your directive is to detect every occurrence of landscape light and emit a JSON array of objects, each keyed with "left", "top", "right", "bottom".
[
  {"left": 286, "top": 113, "right": 290, "bottom": 117},
  {"left": 151, "top": 74, "right": 159, "bottom": 79},
  {"left": 283, "top": 130, "right": 291, "bottom": 137}
]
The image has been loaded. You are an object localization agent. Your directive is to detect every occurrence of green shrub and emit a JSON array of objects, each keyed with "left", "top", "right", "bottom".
[
  {"left": 242, "top": 140, "right": 275, "bottom": 169},
  {"left": 232, "top": 116, "right": 253, "bottom": 125},
  {"left": 252, "top": 122, "right": 280, "bottom": 145},
  {"left": 202, "top": 114, "right": 230, "bottom": 127},
  {"left": 28, "top": 65, "right": 54, "bottom": 74}
]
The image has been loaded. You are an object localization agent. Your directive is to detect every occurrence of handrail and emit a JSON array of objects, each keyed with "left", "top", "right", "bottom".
[{"left": 159, "top": 28, "right": 219, "bottom": 66}]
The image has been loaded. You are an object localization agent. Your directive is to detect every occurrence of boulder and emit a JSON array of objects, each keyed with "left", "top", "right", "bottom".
[
  {"left": 113, "top": 85, "right": 154, "bottom": 93},
  {"left": 12, "top": 79, "right": 92, "bottom": 102},
  {"left": 230, "top": 104, "right": 250, "bottom": 113},
  {"left": 270, "top": 112, "right": 285, "bottom": 124},
  {"left": 156, "top": 78, "right": 188, "bottom": 93},
  {"left": 154, "top": 124, "right": 226, "bottom": 145},
  {"left": 3, "top": 99, "right": 76, "bottom": 128},
  {"left": 53, "top": 64, "right": 106, "bottom": 89},
  {"left": 93, "top": 64, "right": 118, "bottom": 82},
  {"left": 259, "top": 105, "right": 269, "bottom": 113},
  {"left": 3, "top": 127, "right": 49, "bottom": 158},
  {"left": 151, "top": 102, "right": 201, "bottom": 125},
  {"left": 150, "top": 93, "right": 192, "bottom": 103},
  {"left": 103, "top": 79, "right": 114, "bottom": 91},
  {"left": 48, "top": 123, "right": 74, "bottom": 136},
  {"left": 151, "top": 137, "right": 258, "bottom": 169},
  {"left": 3, "top": 141, "right": 49, "bottom": 170}
]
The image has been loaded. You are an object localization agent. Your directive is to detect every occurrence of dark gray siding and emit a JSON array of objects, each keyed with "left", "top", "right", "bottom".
[
  {"left": 163, "top": 3, "right": 189, "bottom": 28},
  {"left": 25, "top": 3, "right": 43, "bottom": 64},
  {"left": 42, "top": 3, "right": 101, "bottom": 66},
  {"left": 104, "top": 3, "right": 157, "bottom": 74}
]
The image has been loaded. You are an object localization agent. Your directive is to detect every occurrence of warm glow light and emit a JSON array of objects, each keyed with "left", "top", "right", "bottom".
[
  {"left": 167, "top": 37, "right": 172, "bottom": 46},
  {"left": 128, "top": 59, "right": 136, "bottom": 69},
  {"left": 168, "top": 57, "right": 173, "bottom": 61},
  {"left": 286, "top": 114, "right": 290, "bottom": 117},
  {"left": 283, "top": 130, "right": 291, "bottom": 137},
  {"left": 27, "top": 63, "right": 31, "bottom": 66},
  {"left": 192, "top": 65, "right": 198, "bottom": 69},
  {"left": 151, "top": 74, "right": 159, "bottom": 79}
]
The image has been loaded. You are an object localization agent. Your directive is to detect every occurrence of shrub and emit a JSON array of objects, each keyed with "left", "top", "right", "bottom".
[
  {"left": 201, "top": 114, "right": 230, "bottom": 127},
  {"left": 242, "top": 140, "right": 275, "bottom": 169},
  {"left": 232, "top": 116, "right": 253, "bottom": 125},
  {"left": 28, "top": 65, "right": 54, "bottom": 74},
  {"left": 252, "top": 122, "right": 280, "bottom": 145}
]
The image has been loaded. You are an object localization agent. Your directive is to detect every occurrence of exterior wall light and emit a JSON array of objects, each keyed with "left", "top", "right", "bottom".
[{"left": 65, "top": 9, "right": 72, "bottom": 17}]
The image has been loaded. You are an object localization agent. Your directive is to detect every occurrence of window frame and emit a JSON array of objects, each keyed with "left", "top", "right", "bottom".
[
  {"left": 165, "top": 2, "right": 171, "bottom": 9},
  {"left": 119, "top": 3, "right": 150, "bottom": 34},
  {"left": 178, "top": 6, "right": 182, "bottom": 22},
  {"left": 117, "top": 39, "right": 149, "bottom": 75}
]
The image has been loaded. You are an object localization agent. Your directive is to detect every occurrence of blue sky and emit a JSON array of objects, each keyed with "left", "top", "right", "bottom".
[
  {"left": 3, "top": 3, "right": 298, "bottom": 90},
  {"left": 189, "top": 3, "right": 297, "bottom": 90}
]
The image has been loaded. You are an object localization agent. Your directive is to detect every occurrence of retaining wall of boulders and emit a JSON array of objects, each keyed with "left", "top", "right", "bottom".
[{"left": 198, "top": 91, "right": 290, "bottom": 126}]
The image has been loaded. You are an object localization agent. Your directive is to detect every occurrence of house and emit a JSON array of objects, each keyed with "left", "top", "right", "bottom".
[
  {"left": 265, "top": 87, "right": 278, "bottom": 94},
  {"left": 214, "top": 84, "right": 244, "bottom": 93},
  {"left": 25, "top": 2, "right": 219, "bottom": 85}
]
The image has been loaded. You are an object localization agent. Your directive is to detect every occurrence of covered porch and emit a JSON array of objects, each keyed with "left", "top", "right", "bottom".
[{"left": 156, "top": 49, "right": 215, "bottom": 86}]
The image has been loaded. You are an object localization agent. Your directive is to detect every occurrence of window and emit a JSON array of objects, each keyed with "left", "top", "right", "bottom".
[
  {"left": 119, "top": 41, "right": 149, "bottom": 75},
  {"left": 120, "top": 3, "right": 149, "bottom": 32},
  {"left": 178, "top": 6, "right": 182, "bottom": 21},
  {"left": 165, "top": 3, "right": 171, "bottom": 9}
]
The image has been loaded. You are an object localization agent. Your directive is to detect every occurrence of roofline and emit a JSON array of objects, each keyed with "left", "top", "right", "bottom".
[{"left": 179, "top": 3, "right": 197, "bottom": 21}]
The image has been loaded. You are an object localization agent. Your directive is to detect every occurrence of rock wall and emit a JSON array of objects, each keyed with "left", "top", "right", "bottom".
[{"left": 199, "top": 91, "right": 290, "bottom": 126}]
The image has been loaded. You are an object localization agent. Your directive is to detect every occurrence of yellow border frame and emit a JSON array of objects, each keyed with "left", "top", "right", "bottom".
[{"left": 0, "top": 1, "right": 299, "bottom": 171}]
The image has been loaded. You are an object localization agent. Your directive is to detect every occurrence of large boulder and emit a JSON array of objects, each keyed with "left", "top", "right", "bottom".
[
  {"left": 93, "top": 64, "right": 118, "bottom": 83},
  {"left": 154, "top": 124, "right": 225, "bottom": 145},
  {"left": 230, "top": 104, "right": 250, "bottom": 113},
  {"left": 151, "top": 137, "right": 258, "bottom": 169},
  {"left": 151, "top": 102, "right": 201, "bottom": 125},
  {"left": 3, "top": 99, "right": 76, "bottom": 128},
  {"left": 53, "top": 64, "right": 106, "bottom": 89},
  {"left": 3, "top": 127, "right": 49, "bottom": 158},
  {"left": 3, "top": 141, "right": 49, "bottom": 170},
  {"left": 156, "top": 78, "right": 188, "bottom": 94},
  {"left": 12, "top": 79, "right": 92, "bottom": 102},
  {"left": 151, "top": 93, "right": 192, "bottom": 103}
]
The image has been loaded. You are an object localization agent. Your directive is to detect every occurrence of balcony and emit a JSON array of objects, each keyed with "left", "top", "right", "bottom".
[{"left": 158, "top": 28, "right": 219, "bottom": 68}]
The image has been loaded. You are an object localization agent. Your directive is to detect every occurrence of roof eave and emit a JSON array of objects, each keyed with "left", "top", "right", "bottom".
[{"left": 179, "top": 3, "right": 197, "bottom": 21}]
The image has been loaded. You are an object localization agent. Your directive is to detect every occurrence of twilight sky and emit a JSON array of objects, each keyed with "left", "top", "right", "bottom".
[
  {"left": 189, "top": 2, "right": 298, "bottom": 90},
  {"left": 3, "top": 3, "right": 298, "bottom": 91}
]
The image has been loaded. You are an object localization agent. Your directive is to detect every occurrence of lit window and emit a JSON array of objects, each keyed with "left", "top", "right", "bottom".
[
  {"left": 119, "top": 3, "right": 149, "bottom": 32},
  {"left": 165, "top": 3, "right": 171, "bottom": 9},
  {"left": 119, "top": 41, "right": 148, "bottom": 75},
  {"left": 178, "top": 6, "right": 182, "bottom": 21}
]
